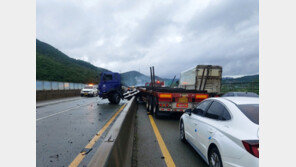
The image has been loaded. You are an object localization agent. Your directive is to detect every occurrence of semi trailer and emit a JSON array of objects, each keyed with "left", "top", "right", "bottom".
[{"left": 136, "top": 65, "right": 222, "bottom": 118}]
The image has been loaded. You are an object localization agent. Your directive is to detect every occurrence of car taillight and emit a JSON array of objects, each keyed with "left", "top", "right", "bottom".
[{"left": 242, "top": 140, "right": 259, "bottom": 158}]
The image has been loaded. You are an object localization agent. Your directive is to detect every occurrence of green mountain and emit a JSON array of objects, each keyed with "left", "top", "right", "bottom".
[
  {"left": 36, "top": 39, "right": 109, "bottom": 83},
  {"left": 120, "top": 71, "right": 178, "bottom": 87},
  {"left": 221, "top": 74, "right": 259, "bottom": 94},
  {"left": 222, "top": 74, "right": 259, "bottom": 83},
  {"left": 120, "top": 71, "right": 149, "bottom": 86}
]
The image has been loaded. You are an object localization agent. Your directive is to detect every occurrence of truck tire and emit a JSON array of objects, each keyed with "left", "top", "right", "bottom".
[
  {"left": 108, "top": 96, "right": 114, "bottom": 104},
  {"left": 148, "top": 96, "right": 153, "bottom": 113},
  {"left": 145, "top": 97, "right": 149, "bottom": 111},
  {"left": 152, "top": 98, "right": 159, "bottom": 119},
  {"left": 112, "top": 92, "right": 120, "bottom": 104}
]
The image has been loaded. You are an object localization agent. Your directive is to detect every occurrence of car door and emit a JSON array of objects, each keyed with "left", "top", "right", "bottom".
[
  {"left": 189, "top": 100, "right": 212, "bottom": 152},
  {"left": 182, "top": 111, "right": 195, "bottom": 142},
  {"left": 196, "top": 101, "right": 228, "bottom": 156}
]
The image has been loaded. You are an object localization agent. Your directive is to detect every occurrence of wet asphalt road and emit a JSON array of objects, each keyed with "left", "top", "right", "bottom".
[
  {"left": 36, "top": 96, "right": 126, "bottom": 167},
  {"left": 136, "top": 104, "right": 208, "bottom": 167}
]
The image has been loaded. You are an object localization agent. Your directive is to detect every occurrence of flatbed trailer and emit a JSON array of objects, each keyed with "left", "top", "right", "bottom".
[
  {"left": 134, "top": 65, "right": 221, "bottom": 118},
  {"left": 136, "top": 86, "right": 217, "bottom": 118}
]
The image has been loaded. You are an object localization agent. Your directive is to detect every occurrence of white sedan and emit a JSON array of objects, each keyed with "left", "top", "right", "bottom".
[
  {"left": 80, "top": 85, "right": 98, "bottom": 97},
  {"left": 180, "top": 97, "right": 259, "bottom": 167}
]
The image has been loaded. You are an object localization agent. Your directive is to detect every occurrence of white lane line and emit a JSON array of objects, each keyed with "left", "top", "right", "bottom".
[
  {"left": 36, "top": 97, "right": 83, "bottom": 108},
  {"left": 36, "top": 102, "right": 95, "bottom": 122}
]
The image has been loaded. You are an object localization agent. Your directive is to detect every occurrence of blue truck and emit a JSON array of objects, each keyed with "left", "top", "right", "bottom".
[{"left": 98, "top": 72, "right": 124, "bottom": 104}]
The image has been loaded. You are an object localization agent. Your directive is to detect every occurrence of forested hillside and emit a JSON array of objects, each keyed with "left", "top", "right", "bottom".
[{"left": 36, "top": 39, "right": 109, "bottom": 83}]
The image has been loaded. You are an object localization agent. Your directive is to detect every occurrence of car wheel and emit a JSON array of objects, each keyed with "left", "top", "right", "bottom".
[
  {"left": 209, "top": 147, "right": 223, "bottom": 167},
  {"left": 180, "top": 121, "right": 186, "bottom": 142}
]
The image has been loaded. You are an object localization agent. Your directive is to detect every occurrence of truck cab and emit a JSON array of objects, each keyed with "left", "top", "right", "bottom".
[{"left": 98, "top": 72, "right": 123, "bottom": 104}]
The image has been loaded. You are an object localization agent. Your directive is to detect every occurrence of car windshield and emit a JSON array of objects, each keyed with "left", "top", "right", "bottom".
[
  {"left": 237, "top": 104, "right": 259, "bottom": 124},
  {"left": 236, "top": 92, "right": 258, "bottom": 97},
  {"left": 102, "top": 74, "right": 113, "bottom": 81},
  {"left": 84, "top": 86, "right": 93, "bottom": 89}
]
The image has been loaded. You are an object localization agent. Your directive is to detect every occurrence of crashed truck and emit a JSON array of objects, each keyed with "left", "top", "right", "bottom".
[
  {"left": 136, "top": 65, "right": 223, "bottom": 118},
  {"left": 98, "top": 72, "right": 139, "bottom": 104}
]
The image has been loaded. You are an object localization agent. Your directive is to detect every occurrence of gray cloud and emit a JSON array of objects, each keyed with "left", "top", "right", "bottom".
[{"left": 37, "top": 0, "right": 258, "bottom": 78}]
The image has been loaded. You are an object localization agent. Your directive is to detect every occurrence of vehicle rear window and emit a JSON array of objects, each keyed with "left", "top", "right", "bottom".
[
  {"left": 237, "top": 104, "right": 259, "bottom": 124},
  {"left": 84, "top": 86, "right": 93, "bottom": 89}
]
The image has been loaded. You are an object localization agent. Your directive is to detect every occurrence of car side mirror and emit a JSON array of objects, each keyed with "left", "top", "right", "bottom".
[{"left": 185, "top": 109, "right": 192, "bottom": 116}]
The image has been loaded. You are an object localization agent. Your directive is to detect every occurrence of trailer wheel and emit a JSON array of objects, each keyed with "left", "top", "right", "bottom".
[
  {"left": 145, "top": 98, "right": 149, "bottom": 111},
  {"left": 152, "top": 99, "right": 159, "bottom": 119},
  {"left": 148, "top": 96, "right": 153, "bottom": 113}
]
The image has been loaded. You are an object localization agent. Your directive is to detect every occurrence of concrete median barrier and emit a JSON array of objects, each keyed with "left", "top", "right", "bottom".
[
  {"left": 36, "top": 90, "right": 81, "bottom": 101},
  {"left": 88, "top": 96, "right": 138, "bottom": 167}
]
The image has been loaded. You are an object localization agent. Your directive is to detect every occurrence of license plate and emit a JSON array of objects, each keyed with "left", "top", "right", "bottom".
[
  {"left": 178, "top": 97, "right": 188, "bottom": 103},
  {"left": 176, "top": 103, "right": 188, "bottom": 108},
  {"left": 84, "top": 93, "right": 88, "bottom": 95}
]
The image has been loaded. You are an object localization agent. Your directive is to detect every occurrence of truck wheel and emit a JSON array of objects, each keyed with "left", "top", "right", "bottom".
[
  {"left": 146, "top": 98, "right": 149, "bottom": 111},
  {"left": 108, "top": 97, "right": 114, "bottom": 104},
  {"left": 152, "top": 99, "right": 159, "bottom": 119},
  {"left": 148, "top": 96, "right": 153, "bottom": 113},
  {"left": 112, "top": 92, "right": 120, "bottom": 104}
]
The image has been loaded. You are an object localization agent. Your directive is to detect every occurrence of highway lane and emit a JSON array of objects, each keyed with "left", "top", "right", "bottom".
[
  {"left": 135, "top": 104, "right": 208, "bottom": 167},
  {"left": 36, "top": 97, "right": 126, "bottom": 167}
]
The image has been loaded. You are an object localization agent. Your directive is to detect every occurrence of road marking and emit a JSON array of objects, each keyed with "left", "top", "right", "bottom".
[
  {"left": 68, "top": 103, "right": 127, "bottom": 167},
  {"left": 36, "top": 102, "right": 94, "bottom": 121},
  {"left": 148, "top": 115, "right": 176, "bottom": 167},
  {"left": 36, "top": 97, "right": 84, "bottom": 108}
]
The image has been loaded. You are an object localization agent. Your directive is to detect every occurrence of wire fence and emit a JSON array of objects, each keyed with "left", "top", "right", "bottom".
[
  {"left": 36, "top": 80, "right": 87, "bottom": 91},
  {"left": 221, "top": 81, "right": 259, "bottom": 94}
]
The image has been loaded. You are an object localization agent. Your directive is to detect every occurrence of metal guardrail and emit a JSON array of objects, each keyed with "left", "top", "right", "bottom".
[
  {"left": 88, "top": 97, "right": 137, "bottom": 167},
  {"left": 36, "top": 80, "right": 87, "bottom": 91}
]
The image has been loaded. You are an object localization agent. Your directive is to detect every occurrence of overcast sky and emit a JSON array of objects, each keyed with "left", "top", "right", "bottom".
[{"left": 37, "top": 0, "right": 258, "bottom": 78}]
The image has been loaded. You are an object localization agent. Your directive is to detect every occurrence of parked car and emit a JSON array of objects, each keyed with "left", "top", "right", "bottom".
[
  {"left": 180, "top": 97, "right": 259, "bottom": 167},
  {"left": 222, "top": 91, "right": 258, "bottom": 97},
  {"left": 81, "top": 85, "right": 98, "bottom": 97}
]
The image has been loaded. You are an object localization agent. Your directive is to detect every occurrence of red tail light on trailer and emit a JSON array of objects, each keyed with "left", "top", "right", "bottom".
[
  {"left": 195, "top": 94, "right": 208, "bottom": 99},
  {"left": 159, "top": 93, "right": 172, "bottom": 98},
  {"left": 242, "top": 140, "right": 259, "bottom": 158}
]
